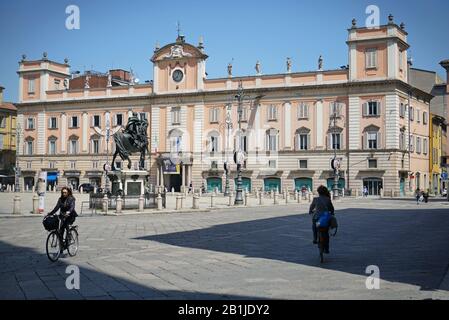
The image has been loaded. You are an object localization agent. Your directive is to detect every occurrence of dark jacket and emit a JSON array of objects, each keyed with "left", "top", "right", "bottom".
[
  {"left": 48, "top": 196, "right": 78, "bottom": 217},
  {"left": 309, "top": 195, "right": 335, "bottom": 220}
]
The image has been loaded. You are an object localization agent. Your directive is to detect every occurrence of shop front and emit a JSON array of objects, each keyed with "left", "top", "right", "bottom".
[
  {"left": 234, "top": 177, "right": 252, "bottom": 193},
  {"left": 86, "top": 170, "right": 103, "bottom": 189},
  {"left": 21, "top": 170, "right": 36, "bottom": 191},
  {"left": 64, "top": 170, "right": 81, "bottom": 191},
  {"left": 207, "top": 177, "right": 222, "bottom": 193}
]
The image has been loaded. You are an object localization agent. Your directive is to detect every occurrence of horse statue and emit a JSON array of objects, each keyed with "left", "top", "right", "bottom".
[{"left": 111, "top": 112, "right": 149, "bottom": 171}]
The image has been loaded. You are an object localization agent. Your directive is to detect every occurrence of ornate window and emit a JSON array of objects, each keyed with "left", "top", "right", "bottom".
[
  {"left": 25, "top": 137, "right": 34, "bottom": 155},
  {"left": 168, "top": 128, "right": 183, "bottom": 153},
  {"left": 266, "top": 128, "right": 279, "bottom": 151},
  {"left": 68, "top": 135, "right": 79, "bottom": 154},
  {"left": 295, "top": 127, "right": 311, "bottom": 150},
  {"left": 208, "top": 130, "right": 220, "bottom": 153},
  {"left": 363, "top": 125, "right": 381, "bottom": 150},
  {"left": 48, "top": 136, "right": 57, "bottom": 155},
  {"left": 328, "top": 127, "right": 343, "bottom": 150}
]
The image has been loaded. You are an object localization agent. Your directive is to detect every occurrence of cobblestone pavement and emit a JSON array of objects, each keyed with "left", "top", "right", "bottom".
[{"left": 0, "top": 198, "right": 448, "bottom": 300}]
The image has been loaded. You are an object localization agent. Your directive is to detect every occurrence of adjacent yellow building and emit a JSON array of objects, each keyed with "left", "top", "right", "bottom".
[
  {"left": 429, "top": 114, "right": 444, "bottom": 194},
  {"left": 0, "top": 86, "right": 17, "bottom": 181}
]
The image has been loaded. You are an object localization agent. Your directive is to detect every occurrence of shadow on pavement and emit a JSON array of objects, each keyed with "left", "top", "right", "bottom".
[
  {"left": 135, "top": 208, "right": 449, "bottom": 292},
  {"left": 0, "top": 240, "right": 261, "bottom": 300}
]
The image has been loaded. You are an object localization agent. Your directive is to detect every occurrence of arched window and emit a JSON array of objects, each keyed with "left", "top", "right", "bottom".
[
  {"left": 208, "top": 130, "right": 220, "bottom": 153},
  {"left": 90, "top": 134, "right": 101, "bottom": 154},
  {"left": 234, "top": 129, "right": 247, "bottom": 153},
  {"left": 68, "top": 135, "right": 79, "bottom": 154},
  {"left": 24, "top": 136, "right": 34, "bottom": 155},
  {"left": 266, "top": 128, "right": 279, "bottom": 151},
  {"left": 327, "top": 127, "right": 343, "bottom": 150},
  {"left": 362, "top": 125, "right": 380, "bottom": 150},
  {"left": 295, "top": 127, "right": 311, "bottom": 150},
  {"left": 168, "top": 128, "right": 183, "bottom": 153},
  {"left": 48, "top": 135, "right": 57, "bottom": 155}
]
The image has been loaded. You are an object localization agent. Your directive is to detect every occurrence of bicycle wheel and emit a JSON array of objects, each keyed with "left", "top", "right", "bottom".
[
  {"left": 46, "top": 231, "right": 61, "bottom": 262},
  {"left": 67, "top": 228, "right": 79, "bottom": 257},
  {"left": 318, "top": 230, "right": 324, "bottom": 263}
]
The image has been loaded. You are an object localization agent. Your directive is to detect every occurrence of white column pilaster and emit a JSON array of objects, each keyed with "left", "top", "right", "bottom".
[
  {"left": 37, "top": 111, "right": 46, "bottom": 154},
  {"left": 385, "top": 94, "right": 399, "bottom": 149},
  {"left": 61, "top": 113, "right": 67, "bottom": 153},
  {"left": 82, "top": 112, "right": 88, "bottom": 152},
  {"left": 348, "top": 96, "right": 360, "bottom": 149},
  {"left": 315, "top": 100, "right": 324, "bottom": 148},
  {"left": 283, "top": 102, "right": 291, "bottom": 149}
]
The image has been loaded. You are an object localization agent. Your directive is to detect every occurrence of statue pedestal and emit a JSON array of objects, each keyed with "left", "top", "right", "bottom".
[{"left": 110, "top": 170, "right": 148, "bottom": 196}]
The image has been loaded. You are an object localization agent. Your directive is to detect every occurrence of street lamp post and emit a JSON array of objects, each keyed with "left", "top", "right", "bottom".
[
  {"left": 234, "top": 81, "right": 248, "bottom": 205},
  {"left": 14, "top": 122, "right": 23, "bottom": 192},
  {"left": 220, "top": 105, "right": 233, "bottom": 196},
  {"left": 331, "top": 109, "right": 340, "bottom": 199}
]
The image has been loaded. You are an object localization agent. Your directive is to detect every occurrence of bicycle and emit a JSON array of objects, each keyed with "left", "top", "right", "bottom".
[
  {"left": 317, "top": 224, "right": 337, "bottom": 263},
  {"left": 45, "top": 213, "right": 79, "bottom": 262}
]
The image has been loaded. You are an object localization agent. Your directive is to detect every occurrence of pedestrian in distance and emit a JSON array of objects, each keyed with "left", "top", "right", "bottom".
[{"left": 415, "top": 188, "right": 422, "bottom": 204}]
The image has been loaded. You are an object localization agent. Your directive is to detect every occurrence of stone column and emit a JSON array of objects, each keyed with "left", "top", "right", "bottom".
[
  {"left": 274, "top": 190, "right": 278, "bottom": 205},
  {"left": 13, "top": 196, "right": 21, "bottom": 214},
  {"left": 32, "top": 195, "right": 39, "bottom": 214},
  {"left": 157, "top": 193, "right": 163, "bottom": 210},
  {"left": 192, "top": 194, "right": 199, "bottom": 209},
  {"left": 102, "top": 194, "right": 108, "bottom": 213},
  {"left": 176, "top": 195, "right": 182, "bottom": 210},
  {"left": 138, "top": 194, "right": 144, "bottom": 212},
  {"left": 116, "top": 196, "right": 122, "bottom": 213}
]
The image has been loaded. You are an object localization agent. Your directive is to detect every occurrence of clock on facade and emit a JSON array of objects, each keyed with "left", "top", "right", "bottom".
[{"left": 172, "top": 69, "right": 184, "bottom": 82}]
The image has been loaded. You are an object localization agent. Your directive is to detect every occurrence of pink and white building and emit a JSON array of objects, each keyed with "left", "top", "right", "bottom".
[{"left": 16, "top": 15, "right": 433, "bottom": 196}]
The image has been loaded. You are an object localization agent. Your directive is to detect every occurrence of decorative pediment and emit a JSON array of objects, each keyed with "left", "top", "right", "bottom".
[
  {"left": 363, "top": 124, "right": 380, "bottom": 132},
  {"left": 68, "top": 134, "right": 79, "bottom": 140},
  {"left": 295, "top": 127, "right": 311, "bottom": 134},
  {"left": 327, "top": 126, "right": 343, "bottom": 133},
  {"left": 151, "top": 42, "right": 208, "bottom": 62}
]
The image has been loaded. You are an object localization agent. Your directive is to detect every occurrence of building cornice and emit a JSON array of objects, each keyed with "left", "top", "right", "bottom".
[{"left": 15, "top": 79, "right": 433, "bottom": 109}]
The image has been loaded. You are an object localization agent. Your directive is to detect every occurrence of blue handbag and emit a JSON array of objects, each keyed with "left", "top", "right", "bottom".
[{"left": 316, "top": 211, "right": 331, "bottom": 228}]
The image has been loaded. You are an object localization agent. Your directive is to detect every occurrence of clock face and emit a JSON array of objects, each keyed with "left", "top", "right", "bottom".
[{"left": 172, "top": 69, "right": 184, "bottom": 82}]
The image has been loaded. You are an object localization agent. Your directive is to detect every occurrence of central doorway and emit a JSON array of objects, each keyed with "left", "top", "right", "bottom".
[{"left": 363, "top": 178, "right": 383, "bottom": 196}]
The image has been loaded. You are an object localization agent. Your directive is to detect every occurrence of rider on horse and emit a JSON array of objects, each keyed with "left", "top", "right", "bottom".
[{"left": 124, "top": 112, "right": 147, "bottom": 150}]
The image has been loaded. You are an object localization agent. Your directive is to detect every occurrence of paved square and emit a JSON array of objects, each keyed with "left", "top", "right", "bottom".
[{"left": 0, "top": 198, "right": 449, "bottom": 300}]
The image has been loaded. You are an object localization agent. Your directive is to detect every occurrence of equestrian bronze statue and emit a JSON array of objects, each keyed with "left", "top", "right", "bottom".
[{"left": 111, "top": 112, "right": 149, "bottom": 170}]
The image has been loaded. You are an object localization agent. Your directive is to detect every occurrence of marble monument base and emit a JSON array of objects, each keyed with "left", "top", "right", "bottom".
[{"left": 110, "top": 170, "right": 148, "bottom": 196}]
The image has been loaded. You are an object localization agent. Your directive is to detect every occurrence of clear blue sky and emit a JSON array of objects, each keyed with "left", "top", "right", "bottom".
[{"left": 1, "top": 0, "right": 448, "bottom": 102}]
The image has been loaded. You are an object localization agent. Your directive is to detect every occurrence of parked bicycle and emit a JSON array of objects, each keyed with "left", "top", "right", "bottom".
[{"left": 43, "top": 212, "right": 79, "bottom": 262}]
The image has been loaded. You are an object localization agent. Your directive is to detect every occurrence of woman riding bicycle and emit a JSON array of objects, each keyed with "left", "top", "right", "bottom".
[
  {"left": 46, "top": 187, "right": 78, "bottom": 242},
  {"left": 309, "top": 185, "right": 334, "bottom": 253}
]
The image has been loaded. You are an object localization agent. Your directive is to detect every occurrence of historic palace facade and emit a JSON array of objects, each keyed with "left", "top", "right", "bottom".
[{"left": 16, "top": 16, "right": 436, "bottom": 196}]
